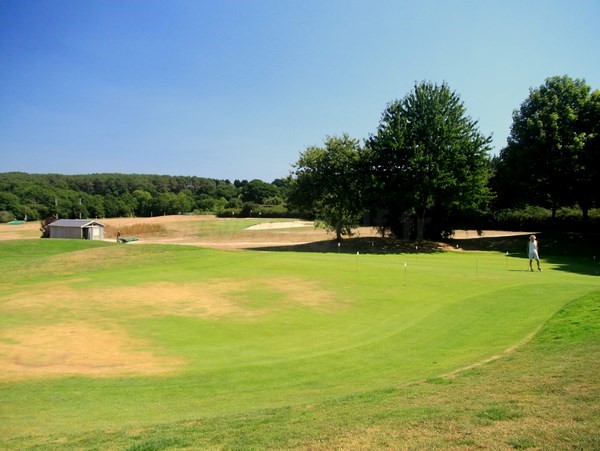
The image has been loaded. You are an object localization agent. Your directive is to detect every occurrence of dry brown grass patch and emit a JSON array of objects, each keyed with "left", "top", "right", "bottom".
[
  {"left": 104, "top": 223, "right": 167, "bottom": 238},
  {"left": 0, "top": 323, "right": 184, "bottom": 380},
  {"left": 0, "top": 276, "right": 341, "bottom": 379},
  {"left": 2, "top": 276, "right": 341, "bottom": 321}
]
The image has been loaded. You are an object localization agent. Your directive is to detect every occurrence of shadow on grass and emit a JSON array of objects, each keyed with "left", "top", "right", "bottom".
[
  {"left": 535, "top": 232, "right": 597, "bottom": 276},
  {"left": 245, "top": 236, "right": 447, "bottom": 255},
  {"left": 446, "top": 234, "right": 530, "bottom": 253},
  {"left": 443, "top": 231, "right": 599, "bottom": 277},
  {"left": 247, "top": 232, "right": 536, "bottom": 255},
  {"left": 247, "top": 231, "right": 600, "bottom": 277}
]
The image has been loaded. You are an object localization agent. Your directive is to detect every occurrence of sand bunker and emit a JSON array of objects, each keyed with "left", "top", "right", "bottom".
[{"left": 245, "top": 221, "right": 314, "bottom": 230}]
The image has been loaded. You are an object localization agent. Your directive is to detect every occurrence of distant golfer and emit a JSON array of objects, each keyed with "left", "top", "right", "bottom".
[{"left": 527, "top": 235, "right": 542, "bottom": 272}]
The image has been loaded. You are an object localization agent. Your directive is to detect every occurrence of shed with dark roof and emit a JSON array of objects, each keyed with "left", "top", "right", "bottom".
[{"left": 48, "top": 219, "right": 105, "bottom": 240}]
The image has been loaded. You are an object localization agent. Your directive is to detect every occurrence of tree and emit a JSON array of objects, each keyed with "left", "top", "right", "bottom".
[
  {"left": 366, "top": 81, "right": 492, "bottom": 240},
  {"left": 103, "top": 194, "right": 129, "bottom": 218},
  {"left": 495, "top": 76, "right": 594, "bottom": 219},
  {"left": 215, "top": 180, "right": 238, "bottom": 201},
  {"left": 152, "top": 192, "right": 178, "bottom": 216},
  {"left": 240, "top": 179, "right": 281, "bottom": 204},
  {"left": 174, "top": 190, "right": 194, "bottom": 213},
  {"left": 132, "top": 189, "right": 153, "bottom": 216},
  {"left": 0, "top": 192, "right": 21, "bottom": 219},
  {"left": 578, "top": 89, "right": 600, "bottom": 221},
  {"left": 39, "top": 215, "right": 57, "bottom": 238},
  {"left": 288, "top": 134, "right": 365, "bottom": 240}
]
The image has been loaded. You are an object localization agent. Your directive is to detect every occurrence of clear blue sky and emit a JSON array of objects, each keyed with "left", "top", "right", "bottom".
[{"left": 1, "top": 0, "right": 599, "bottom": 182}]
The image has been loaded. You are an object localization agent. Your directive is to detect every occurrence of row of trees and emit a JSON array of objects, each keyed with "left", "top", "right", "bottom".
[
  {"left": 1, "top": 75, "right": 597, "bottom": 239},
  {"left": 0, "top": 173, "right": 289, "bottom": 221},
  {"left": 288, "top": 76, "right": 599, "bottom": 239}
]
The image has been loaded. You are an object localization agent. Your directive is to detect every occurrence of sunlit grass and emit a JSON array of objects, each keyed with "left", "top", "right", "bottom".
[{"left": 0, "top": 237, "right": 598, "bottom": 449}]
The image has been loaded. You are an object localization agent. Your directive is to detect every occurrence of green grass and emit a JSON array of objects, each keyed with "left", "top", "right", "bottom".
[{"left": 0, "top": 238, "right": 598, "bottom": 449}]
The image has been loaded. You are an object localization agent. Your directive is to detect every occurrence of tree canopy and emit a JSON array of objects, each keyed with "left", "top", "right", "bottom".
[
  {"left": 365, "top": 81, "right": 492, "bottom": 239},
  {"left": 287, "top": 134, "right": 365, "bottom": 240},
  {"left": 0, "top": 173, "right": 286, "bottom": 221},
  {"left": 494, "top": 76, "right": 597, "bottom": 220}
]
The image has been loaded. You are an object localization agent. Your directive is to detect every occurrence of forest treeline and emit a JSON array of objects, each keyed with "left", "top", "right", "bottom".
[{"left": 0, "top": 172, "right": 292, "bottom": 221}]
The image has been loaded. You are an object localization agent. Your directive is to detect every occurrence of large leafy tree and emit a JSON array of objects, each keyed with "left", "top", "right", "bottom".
[
  {"left": 495, "top": 76, "right": 594, "bottom": 219},
  {"left": 578, "top": 89, "right": 600, "bottom": 221},
  {"left": 288, "top": 134, "right": 365, "bottom": 241},
  {"left": 366, "top": 81, "right": 492, "bottom": 240}
]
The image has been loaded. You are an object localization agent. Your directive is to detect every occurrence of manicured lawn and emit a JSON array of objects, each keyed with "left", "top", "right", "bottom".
[{"left": 0, "top": 238, "right": 598, "bottom": 448}]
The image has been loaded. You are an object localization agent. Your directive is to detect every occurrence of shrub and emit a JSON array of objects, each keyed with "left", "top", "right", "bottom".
[
  {"left": 493, "top": 205, "right": 600, "bottom": 231},
  {"left": 493, "top": 206, "right": 551, "bottom": 230},
  {"left": 0, "top": 211, "right": 15, "bottom": 223},
  {"left": 39, "top": 216, "right": 58, "bottom": 238}
]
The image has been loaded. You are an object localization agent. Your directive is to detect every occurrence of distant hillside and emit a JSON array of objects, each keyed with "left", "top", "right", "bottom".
[{"left": 0, "top": 172, "right": 289, "bottom": 221}]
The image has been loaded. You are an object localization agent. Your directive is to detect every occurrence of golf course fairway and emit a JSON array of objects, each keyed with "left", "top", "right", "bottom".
[{"left": 0, "top": 238, "right": 597, "bottom": 444}]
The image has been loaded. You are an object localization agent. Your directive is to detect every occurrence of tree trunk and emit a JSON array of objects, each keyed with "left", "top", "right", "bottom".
[{"left": 416, "top": 209, "right": 426, "bottom": 241}]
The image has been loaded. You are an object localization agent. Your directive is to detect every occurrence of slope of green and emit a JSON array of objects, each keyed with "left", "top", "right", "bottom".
[{"left": 0, "top": 239, "right": 598, "bottom": 447}]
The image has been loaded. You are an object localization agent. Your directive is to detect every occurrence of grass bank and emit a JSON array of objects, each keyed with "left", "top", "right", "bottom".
[{"left": 0, "top": 238, "right": 598, "bottom": 448}]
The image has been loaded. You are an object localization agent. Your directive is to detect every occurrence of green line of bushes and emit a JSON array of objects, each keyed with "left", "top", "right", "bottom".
[{"left": 492, "top": 206, "right": 600, "bottom": 231}]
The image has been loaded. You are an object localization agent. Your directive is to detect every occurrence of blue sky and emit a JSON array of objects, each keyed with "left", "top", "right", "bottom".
[{"left": 1, "top": 0, "right": 599, "bottom": 182}]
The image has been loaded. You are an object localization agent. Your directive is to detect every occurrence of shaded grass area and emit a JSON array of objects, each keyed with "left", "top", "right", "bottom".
[
  {"left": 448, "top": 231, "right": 600, "bottom": 277},
  {"left": 4, "top": 290, "right": 598, "bottom": 450},
  {"left": 447, "top": 231, "right": 600, "bottom": 257},
  {"left": 253, "top": 231, "right": 600, "bottom": 256},
  {"left": 254, "top": 231, "right": 600, "bottom": 278},
  {"left": 251, "top": 235, "right": 450, "bottom": 254}
]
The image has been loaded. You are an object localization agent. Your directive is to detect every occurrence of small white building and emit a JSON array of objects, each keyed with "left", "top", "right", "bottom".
[{"left": 48, "top": 219, "right": 105, "bottom": 240}]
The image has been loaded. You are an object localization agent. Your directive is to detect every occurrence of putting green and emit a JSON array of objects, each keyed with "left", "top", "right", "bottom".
[{"left": 0, "top": 240, "right": 597, "bottom": 437}]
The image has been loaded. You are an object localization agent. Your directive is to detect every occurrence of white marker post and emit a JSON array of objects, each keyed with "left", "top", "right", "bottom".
[
  {"left": 403, "top": 261, "right": 407, "bottom": 286},
  {"left": 356, "top": 251, "right": 359, "bottom": 271}
]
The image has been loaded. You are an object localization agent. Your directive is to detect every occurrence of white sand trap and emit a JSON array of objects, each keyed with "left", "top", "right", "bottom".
[{"left": 246, "top": 221, "right": 314, "bottom": 230}]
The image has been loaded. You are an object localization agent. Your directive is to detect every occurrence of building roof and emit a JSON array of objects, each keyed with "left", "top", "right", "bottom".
[{"left": 48, "top": 219, "right": 105, "bottom": 228}]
